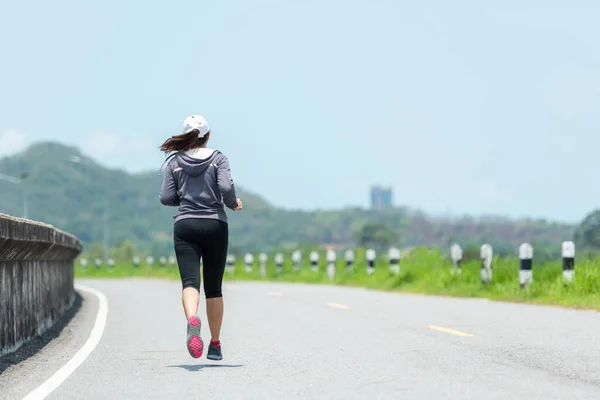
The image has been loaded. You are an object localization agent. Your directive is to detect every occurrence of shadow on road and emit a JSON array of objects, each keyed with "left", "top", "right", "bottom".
[
  {"left": 167, "top": 364, "right": 245, "bottom": 372},
  {"left": 0, "top": 291, "right": 83, "bottom": 375}
]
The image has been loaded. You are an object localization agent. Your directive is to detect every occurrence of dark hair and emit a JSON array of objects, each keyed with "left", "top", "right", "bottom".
[{"left": 159, "top": 129, "right": 209, "bottom": 154}]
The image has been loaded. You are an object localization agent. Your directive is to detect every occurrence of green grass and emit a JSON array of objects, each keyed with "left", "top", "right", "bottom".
[{"left": 74, "top": 247, "right": 600, "bottom": 311}]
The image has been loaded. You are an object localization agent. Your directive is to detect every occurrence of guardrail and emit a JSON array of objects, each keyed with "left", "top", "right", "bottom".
[{"left": 0, "top": 213, "right": 82, "bottom": 357}]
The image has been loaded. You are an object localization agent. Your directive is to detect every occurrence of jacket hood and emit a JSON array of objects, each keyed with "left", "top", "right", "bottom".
[{"left": 174, "top": 150, "right": 220, "bottom": 176}]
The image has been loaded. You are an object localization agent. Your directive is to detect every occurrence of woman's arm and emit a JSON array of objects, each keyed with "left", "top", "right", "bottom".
[
  {"left": 216, "top": 154, "right": 238, "bottom": 210},
  {"left": 159, "top": 162, "right": 180, "bottom": 206}
]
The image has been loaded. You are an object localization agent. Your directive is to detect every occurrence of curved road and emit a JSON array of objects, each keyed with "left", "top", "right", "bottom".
[{"left": 3, "top": 279, "right": 600, "bottom": 399}]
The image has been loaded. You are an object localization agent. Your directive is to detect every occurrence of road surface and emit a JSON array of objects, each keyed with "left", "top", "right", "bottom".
[{"left": 2, "top": 279, "right": 600, "bottom": 399}]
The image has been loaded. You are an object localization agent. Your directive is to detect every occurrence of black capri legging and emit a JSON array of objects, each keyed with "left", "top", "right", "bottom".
[{"left": 173, "top": 218, "right": 228, "bottom": 298}]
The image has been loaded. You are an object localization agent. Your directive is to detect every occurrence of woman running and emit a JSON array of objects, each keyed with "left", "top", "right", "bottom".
[{"left": 159, "top": 115, "right": 242, "bottom": 360}]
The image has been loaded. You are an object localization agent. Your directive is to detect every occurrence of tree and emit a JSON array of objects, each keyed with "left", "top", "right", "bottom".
[
  {"left": 354, "top": 222, "right": 398, "bottom": 252},
  {"left": 82, "top": 242, "right": 104, "bottom": 260},
  {"left": 112, "top": 240, "right": 136, "bottom": 262},
  {"left": 574, "top": 210, "right": 600, "bottom": 250}
]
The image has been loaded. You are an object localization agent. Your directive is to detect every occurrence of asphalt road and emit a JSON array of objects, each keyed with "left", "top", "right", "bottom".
[{"left": 3, "top": 279, "right": 600, "bottom": 399}]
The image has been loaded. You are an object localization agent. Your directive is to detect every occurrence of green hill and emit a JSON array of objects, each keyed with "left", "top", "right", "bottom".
[{"left": 0, "top": 142, "right": 577, "bottom": 258}]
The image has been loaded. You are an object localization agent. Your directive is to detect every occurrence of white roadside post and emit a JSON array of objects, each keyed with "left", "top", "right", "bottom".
[
  {"left": 292, "top": 250, "right": 302, "bottom": 271},
  {"left": 388, "top": 247, "right": 400, "bottom": 275},
  {"left": 450, "top": 243, "right": 463, "bottom": 275},
  {"left": 309, "top": 251, "right": 320, "bottom": 272},
  {"left": 519, "top": 243, "right": 533, "bottom": 289},
  {"left": 480, "top": 244, "right": 493, "bottom": 284},
  {"left": 133, "top": 255, "right": 140, "bottom": 268},
  {"left": 168, "top": 255, "right": 176, "bottom": 267},
  {"left": 562, "top": 241, "right": 575, "bottom": 284},
  {"left": 344, "top": 249, "right": 355, "bottom": 272},
  {"left": 95, "top": 258, "right": 102, "bottom": 269},
  {"left": 326, "top": 249, "right": 336, "bottom": 281},
  {"left": 146, "top": 256, "right": 154, "bottom": 269},
  {"left": 226, "top": 254, "right": 236, "bottom": 274},
  {"left": 244, "top": 253, "right": 254, "bottom": 273},
  {"left": 159, "top": 256, "right": 167, "bottom": 267},
  {"left": 107, "top": 258, "right": 115, "bottom": 271},
  {"left": 259, "top": 252, "right": 268, "bottom": 278},
  {"left": 366, "top": 249, "right": 376, "bottom": 275},
  {"left": 275, "top": 252, "right": 284, "bottom": 274},
  {"left": 80, "top": 258, "right": 88, "bottom": 270}
]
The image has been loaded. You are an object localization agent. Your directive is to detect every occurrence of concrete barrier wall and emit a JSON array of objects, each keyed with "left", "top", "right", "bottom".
[{"left": 0, "top": 213, "right": 82, "bottom": 357}]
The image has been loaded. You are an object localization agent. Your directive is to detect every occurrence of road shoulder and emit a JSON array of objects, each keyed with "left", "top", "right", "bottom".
[{"left": 0, "top": 287, "right": 99, "bottom": 400}]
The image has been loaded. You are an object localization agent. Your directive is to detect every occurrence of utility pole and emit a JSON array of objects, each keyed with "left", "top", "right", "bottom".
[
  {"left": 103, "top": 198, "right": 109, "bottom": 263},
  {"left": 21, "top": 172, "right": 29, "bottom": 219}
]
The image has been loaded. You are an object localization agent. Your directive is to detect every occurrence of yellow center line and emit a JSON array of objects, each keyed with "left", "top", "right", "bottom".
[
  {"left": 426, "top": 325, "right": 474, "bottom": 337},
  {"left": 326, "top": 302, "right": 350, "bottom": 310}
]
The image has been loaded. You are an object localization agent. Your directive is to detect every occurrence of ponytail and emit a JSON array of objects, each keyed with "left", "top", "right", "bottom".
[
  {"left": 158, "top": 129, "right": 209, "bottom": 173},
  {"left": 159, "top": 130, "right": 207, "bottom": 154}
]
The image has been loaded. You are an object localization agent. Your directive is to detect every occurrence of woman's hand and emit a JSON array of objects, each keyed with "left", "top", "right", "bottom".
[{"left": 233, "top": 198, "right": 243, "bottom": 211}]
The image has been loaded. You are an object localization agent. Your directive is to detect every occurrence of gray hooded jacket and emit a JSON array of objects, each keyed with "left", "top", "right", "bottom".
[{"left": 159, "top": 149, "right": 238, "bottom": 224}]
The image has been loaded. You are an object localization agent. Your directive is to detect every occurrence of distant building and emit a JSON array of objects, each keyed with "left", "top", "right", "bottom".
[{"left": 370, "top": 185, "right": 393, "bottom": 209}]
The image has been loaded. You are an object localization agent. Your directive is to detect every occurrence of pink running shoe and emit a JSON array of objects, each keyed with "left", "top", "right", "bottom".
[{"left": 186, "top": 316, "right": 204, "bottom": 358}]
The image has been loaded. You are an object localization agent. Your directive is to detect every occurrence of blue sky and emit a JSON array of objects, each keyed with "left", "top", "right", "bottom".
[{"left": 1, "top": 0, "right": 599, "bottom": 223}]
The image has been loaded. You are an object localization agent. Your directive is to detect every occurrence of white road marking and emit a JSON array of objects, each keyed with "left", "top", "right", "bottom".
[
  {"left": 22, "top": 284, "right": 109, "bottom": 400},
  {"left": 326, "top": 302, "right": 350, "bottom": 310},
  {"left": 426, "top": 325, "right": 474, "bottom": 337}
]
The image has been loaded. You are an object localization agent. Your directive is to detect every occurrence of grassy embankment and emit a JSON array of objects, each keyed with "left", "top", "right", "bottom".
[{"left": 74, "top": 247, "right": 600, "bottom": 311}]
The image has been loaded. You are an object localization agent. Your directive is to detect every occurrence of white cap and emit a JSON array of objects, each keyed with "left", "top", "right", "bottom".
[{"left": 182, "top": 115, "right": 210, "bottom": 137}]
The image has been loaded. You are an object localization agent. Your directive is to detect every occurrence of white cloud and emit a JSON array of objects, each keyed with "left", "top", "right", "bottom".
[
  {"left": 130, "top": 138, "right": 155, "bottom": 152},
  {"left": 83, "top": 131, "right": 122, "bottom": 156},
  {"left": 82, "top": 131, "right": 154, "bottom": 156},
  {"left": 78, "top": 131, "right": 160, "bottom": 173},
  {"left": 0, "top": 129, "right": 28, "bottom": 157}
]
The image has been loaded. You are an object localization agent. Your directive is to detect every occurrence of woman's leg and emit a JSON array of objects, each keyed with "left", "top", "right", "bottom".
[
  {"left": 182, "top": 287, "right": 200, "bottom": 320},
  {"left": 173, "top": 220, "right": 204, "bottom": 358},
  {"left": 201, "top": 220, "right": 228, "bottom": 357},
  {"left": 206, "top": 298, "right": 224, "bottom": 341},
  {"left": 174, "top": 233, "right": 202, "bottom": 319}
]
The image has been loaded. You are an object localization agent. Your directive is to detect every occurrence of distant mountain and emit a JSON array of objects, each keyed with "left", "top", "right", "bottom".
[{"left": 0, "top": 142, "right": 576, "bottom": 257}]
